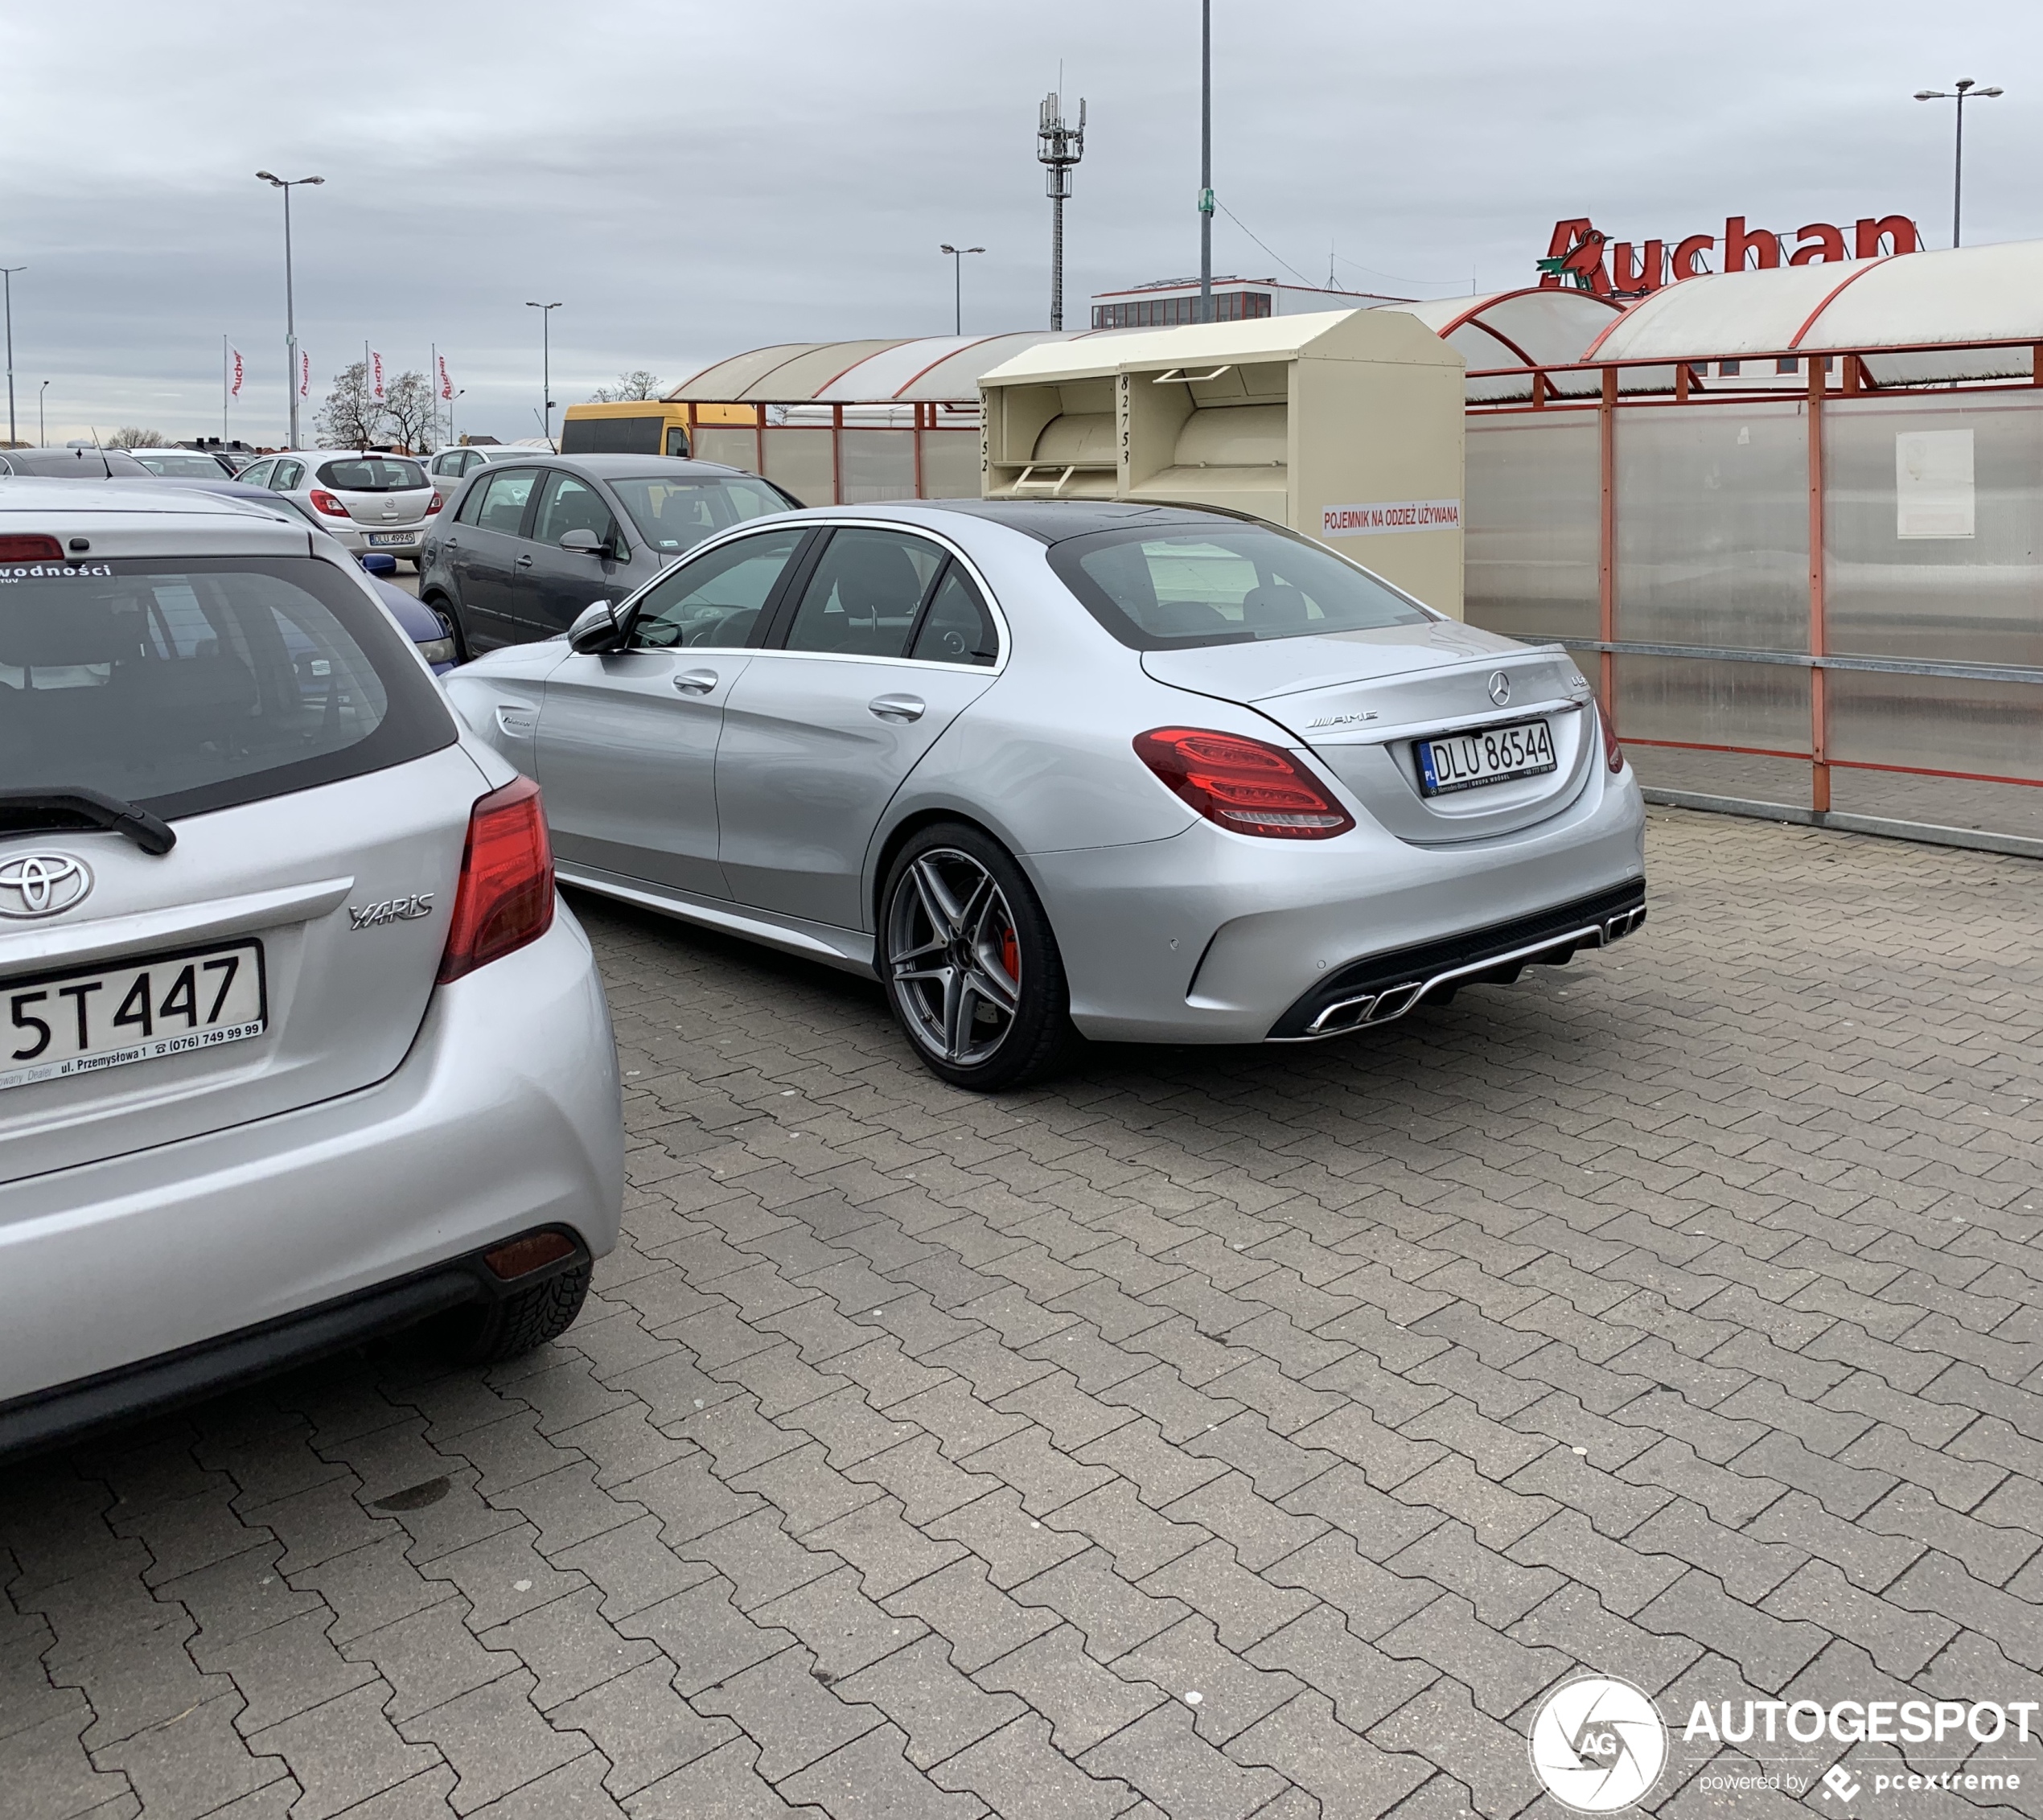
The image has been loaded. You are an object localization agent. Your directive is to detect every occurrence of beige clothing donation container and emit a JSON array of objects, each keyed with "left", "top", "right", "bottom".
[{"left": 977, "top": 309, "right": 1467, "bottom": 616}]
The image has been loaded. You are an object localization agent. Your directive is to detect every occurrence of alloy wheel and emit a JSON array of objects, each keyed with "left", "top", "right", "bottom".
[{"left": 886, "top": 848, "right": 1022, "bottom": 1067}]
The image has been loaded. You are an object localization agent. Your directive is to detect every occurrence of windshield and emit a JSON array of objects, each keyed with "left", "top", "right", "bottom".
[
  {"left": 0, "top": 556, "right": 453, "bottom": 820},
  {"left": 609, "top": 474, "right": 792, "bottom": 554},
  {"left": 130, "top": 451, "right": 230, "bottom": 478},
  {"left": 316, "top": 458, "right": 426, "bottom": 493},
  {"left": 1048, "top": 524, "right": 1434, "bottom": 650}
]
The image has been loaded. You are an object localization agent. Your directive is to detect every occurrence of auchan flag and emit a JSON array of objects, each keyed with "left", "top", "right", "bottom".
[
  {"left": 369, "top": 351, "right": 385, "bottom": 401},
  {"left": 298, "top": 350, "right": 311, "bottom": 398},
  {"left": 438, "top": 355, "right": 453, "bottom": 402},
  {"left": 228, "top": 348, "right": 244, "bottom": 398}
]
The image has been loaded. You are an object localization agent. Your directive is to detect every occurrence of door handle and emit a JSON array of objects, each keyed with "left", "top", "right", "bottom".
[
  {"left": 444, "top": 538, "right": 459, "bottom": 548},
  {"left": 673, "top": 668, "right": 720, "bottom": 695},
  {"left": 515, "top": 553, "right": 534, "bottom": 569},
  {"left": 868, "top": 693, "right": 925, "bottom": 722}
]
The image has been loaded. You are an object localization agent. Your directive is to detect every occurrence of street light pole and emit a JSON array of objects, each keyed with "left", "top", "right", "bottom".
[
  {"left": 1198, "top": 0, "right": 1214, "bottom": 323},
  {"left": 939, "top": 245, "right": 985, "bottom": 336},
  {"left": 256, "top": 172, "right": 324, "bottom": 447},
  {"left": 0, "top": 268, "right": 23, "bottom": 449},
  {"left": 1914, "top": 79, "right": 2003, "bottom": 247},
  {"left": 39, "top": 379, "right": 48, "bottom": 447},
  {"left": 526, "top": 302, "right": 561, "bottom": 447}
]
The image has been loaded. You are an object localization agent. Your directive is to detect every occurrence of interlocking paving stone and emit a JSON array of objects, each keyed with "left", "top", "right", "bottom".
[{"left": 13, "top": 812, "right": 2043, "bottom": 1816}]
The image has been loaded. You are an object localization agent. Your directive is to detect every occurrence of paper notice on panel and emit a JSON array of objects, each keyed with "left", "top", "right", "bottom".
[{"left": 1895, "top": 429, "right": 1974, "bottom": 539}]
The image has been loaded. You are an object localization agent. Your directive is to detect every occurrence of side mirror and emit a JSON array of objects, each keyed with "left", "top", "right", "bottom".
[
  {"left": 558, "top": 528, "right": 604, "bottom": 555},
  {"left": 568, "top": 600, "right": 628, "bottom": 654},
  {"left": 360, "top": 552, "right": 399, "bottom": 575}
]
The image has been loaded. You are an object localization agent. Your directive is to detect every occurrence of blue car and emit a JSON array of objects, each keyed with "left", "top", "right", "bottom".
[{"left": 114, "top": 475, "right": 459, "bottom": 673}]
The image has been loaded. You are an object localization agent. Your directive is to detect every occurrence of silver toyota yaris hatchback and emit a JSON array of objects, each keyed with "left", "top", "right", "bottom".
[
  {"left": 447, "top": 498, "right": 1646, "bottom": 1093},
  {"left": 0, "top": 483, "right": 622, "bottom": 1455}
]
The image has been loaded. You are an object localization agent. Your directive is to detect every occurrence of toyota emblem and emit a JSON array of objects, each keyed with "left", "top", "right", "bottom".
[
  {"left": 1488, "top": 671, "right": 1513, "bottom": 707},
  {"left": 0, "top": 852, "right": 94, "bottom": 919}
]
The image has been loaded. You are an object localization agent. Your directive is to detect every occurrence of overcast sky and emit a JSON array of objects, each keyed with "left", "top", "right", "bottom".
[{"left": 0, "top": 0, "right": 2036, "bottom": 448}]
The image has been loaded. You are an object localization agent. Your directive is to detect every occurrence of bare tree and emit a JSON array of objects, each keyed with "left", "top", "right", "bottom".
[
  {"left": 107, "top": 425, "right": 171, "bottom": 448},
  {"left": 315, "top": 362, "right": 381, "bottom": 449},
  {"left": 382, "top": 370, "right": 435, "bottom": 453},
  {"left": 588, "top": 369, "right": 663, "bottom": 402}
]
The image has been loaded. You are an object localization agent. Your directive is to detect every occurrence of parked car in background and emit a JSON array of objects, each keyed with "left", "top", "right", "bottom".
[
  {"left": 131, "top": 475, "right": 460, "bottom": 672},
  {"left": 444, "top": 499, "right": 1649, "bottom": 1090},
  {"left": 420, "top": 454, "right": 796, "bottom": 656},
  {"left": 0, "top": 484, "right": 623, "bottom": 1454},
  {"left": 0, "top": 447, "right": 151, "bottom": 477},
  {"left": 125, "top": 447, "right": 243, "bottom": 479},
  {"left": 236, "top": 450, "right": 440, "bottom": 570},
  {"left": 425, "top": 443, "right": 553, "bottom": 487}
]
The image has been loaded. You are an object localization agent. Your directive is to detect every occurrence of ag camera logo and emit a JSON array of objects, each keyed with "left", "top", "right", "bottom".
[{"left": 1529, "top": 1675, "right": 1668, "bottom": 1811}]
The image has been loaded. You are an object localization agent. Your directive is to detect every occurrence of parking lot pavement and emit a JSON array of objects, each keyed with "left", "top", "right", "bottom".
[{"left": 10, "top": 804, "right": 2043, "bottom": 1820}]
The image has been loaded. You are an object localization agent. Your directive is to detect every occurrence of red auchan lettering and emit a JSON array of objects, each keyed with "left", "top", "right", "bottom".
[
  {"left": 1322, "top": 499, "right": 1461, "bottom": 539},
  {"left": 1540, "top": 214, "right": 1921, "bottom": 297}
]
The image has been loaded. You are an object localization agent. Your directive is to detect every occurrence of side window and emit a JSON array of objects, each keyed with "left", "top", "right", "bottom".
[
  {"left": 632, "top": 528, "right": 808, "bottom": 650},
  {"left": 532, "top": 471, "right": 619, "bottom": 548},
  {"left": 781, "top": 528, "right": 944, "bottom": 659},
  {"left": 908, "top": 562, "right": 999, "bottom": 668},
  {"left": 473, "top": 469, "right": 538, "bottom": 536},
  {"left": 664, "top": 426, "right": 690, "bottom": 458},
  {"left": 239, "top": 459, "right": 274, "bottom": 487},
  {"left": 272, "top": 460, "right": 304, "bottom": 490}
]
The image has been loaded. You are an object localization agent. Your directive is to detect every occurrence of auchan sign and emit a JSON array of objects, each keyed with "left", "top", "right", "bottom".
[{"left": 1539, "top": 214, "right": 1921, "bottom": 297}]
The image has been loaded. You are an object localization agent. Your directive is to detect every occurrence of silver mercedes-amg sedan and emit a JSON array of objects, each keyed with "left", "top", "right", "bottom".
[{"left": 446, "top": 499, "right": 1647, "bottom": 1091}]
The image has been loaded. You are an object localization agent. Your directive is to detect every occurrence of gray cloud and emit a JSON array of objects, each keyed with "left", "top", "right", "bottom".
[{"left": 0, "top": 0, "right": 2034, "bottom": 446}]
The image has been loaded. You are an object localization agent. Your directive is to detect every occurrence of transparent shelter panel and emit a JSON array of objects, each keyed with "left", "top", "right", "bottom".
[
  {"left": 1826, "top": 767, "right": 2043, "bottom": 841},
  {"left": 1613, "top": 651, "right": 1811, "bottom": 754},
  {"left": 1626, "top": 746, "right": 1813, "bottom": 812},
  {"left": 763, "top": 427, "right": 835, "bottom": 507},
  {"left": 693, "top": 427, "right": 761, "bottom": 475},
  {"left": 1615, "top": 400, "right": 1809, "bottom": 652},
  {"left": 841, "top": 429, "right": 916, "bottom": 505},
  {"left": 1464, "top": 413, "right": 1600, "bottom": 643},
  {"left": 919, "top": 430, "right": 980, "bottom": 501},
  {"left": 1823, "top": 393, "right": 2043, "bottom": 669},
  {"left": 1824, "top": 669, "right": 2043, "bottom": 788}
]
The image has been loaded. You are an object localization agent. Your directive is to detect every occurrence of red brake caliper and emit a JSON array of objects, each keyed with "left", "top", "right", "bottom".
[{"left": 1000, "top": 927, "right": 1020, "bottom": 983}]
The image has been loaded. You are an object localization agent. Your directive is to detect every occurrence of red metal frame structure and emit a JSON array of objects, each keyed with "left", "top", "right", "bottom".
[{"left": 1462, "top": 318, "right": 2043, "bottom": 851}]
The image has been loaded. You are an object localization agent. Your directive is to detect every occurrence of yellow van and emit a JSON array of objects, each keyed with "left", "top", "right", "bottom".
[{"left": 558, "top": 400, "right": 754, "bottom": 458}]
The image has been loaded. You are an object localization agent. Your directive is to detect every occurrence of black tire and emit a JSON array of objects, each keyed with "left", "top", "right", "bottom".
[
  {"left": 433, "top": 1261, "right": 590, "bottom": 1365},
  {"left": 423, "top": 592, "right": 472, "bottom": 663},
  {"left": 879, "top": 821, "right": 1075, "bottom": 1091}
]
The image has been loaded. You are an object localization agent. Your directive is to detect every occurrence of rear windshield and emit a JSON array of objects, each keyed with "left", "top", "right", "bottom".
[
  {"left": 0, "top": 556, "right": 455, "bottom": 820},
  {"left": 131, "top": 451, "right": 232, "bottom": 478},
  {"left": 316, "top": 458, "right": 425, "bottom": 493},
  {"left": 1048, "top": 525, "right": 1433, "bottom": 650},
  {"left": 609, "top": 474, "right": 792, "bottom": 553},
  {"left": 561, "top": 414, "right": 663, "bottom": 455}
]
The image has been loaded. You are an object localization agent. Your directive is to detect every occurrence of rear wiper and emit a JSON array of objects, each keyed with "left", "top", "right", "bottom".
[{"left": 0, "top": 788, "right": 177, "bottom": 855}]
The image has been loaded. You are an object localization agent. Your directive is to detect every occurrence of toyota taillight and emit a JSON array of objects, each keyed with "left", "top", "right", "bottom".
[
  {"left": 1134, "top": 726, "right": 1354, "bottom": 840},
  {"left": 309, "top": 487, "right": 352, "bottom": 518},
  {"left": 438, "top": 777, "right": 555, "bottom": 983},
  {"left": 0, "top": 534, "right": 64, "bottom": 561},
  {"left": 1597, "top": 703, "right": 1626, "bottom": 773}
]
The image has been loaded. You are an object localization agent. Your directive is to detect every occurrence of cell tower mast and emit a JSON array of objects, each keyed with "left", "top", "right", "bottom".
[{"left": 1038, "top": 90, "right": 1086, "bottom": 331}]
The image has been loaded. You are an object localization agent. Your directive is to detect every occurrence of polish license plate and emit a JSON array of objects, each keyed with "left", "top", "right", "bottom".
[
  {"left": 1416, "top": 719, "right": 1556, "bottom": 796},
  {"left": 368, "top": 531, "right": 416, "bottom": 546},
  {"left": 2, "top": 939, "right": 268, "bottom": 1092}
]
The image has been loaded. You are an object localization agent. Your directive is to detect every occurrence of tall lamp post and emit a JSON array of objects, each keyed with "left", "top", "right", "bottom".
[
  {"left": 255, "top": 172, "right": 323, "bottom": 447},
  {"left": 1913, "top": 78, "right": 2002, "bottom": 248},
  {"left": 525, "top": 302, "right": 561, "bottom": 447},
  {"left": 39, "top": 379, "right": 49, "bottom": 447},
  {"left": 939, "top": 244, "right": 984, "bottom": 336},
  {"left": 0, "top": 267, "right": 23, "bottom": 449},
  {"left": 1198, "top": 0, "right": 1214, "bottom": 323}
]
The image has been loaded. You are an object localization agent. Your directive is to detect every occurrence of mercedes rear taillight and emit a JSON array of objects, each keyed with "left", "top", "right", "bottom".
[
  {"left": 1597, "top": 703, "right": 1626, "bottom": 773},
  {"left": 1134, "top": 726, "right": 1355, "bottom": 840},
  {"left": 438, "top": 777, "right": 556, "bottom": 983}
]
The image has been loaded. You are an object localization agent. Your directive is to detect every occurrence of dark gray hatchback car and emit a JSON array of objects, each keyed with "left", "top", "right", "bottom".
[{"left": 419, "top": 454, "right": 798, "bottom": 656}]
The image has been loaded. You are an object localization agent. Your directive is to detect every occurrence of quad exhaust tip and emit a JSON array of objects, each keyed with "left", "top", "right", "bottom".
[{"left": 1299, "top": 904, "right": 1646, "bottom": 1040}]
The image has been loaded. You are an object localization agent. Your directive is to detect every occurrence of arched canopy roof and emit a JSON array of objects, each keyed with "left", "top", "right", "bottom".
[
  {"left": 670, "top": 331, "right": 1087, "bottom": 405},
  {"left": 1584, "top": 240, "right": 2043, "bottom": 386},
  {"left": 1373, "top": 289, "right": 1623, "bottom": 401}
]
